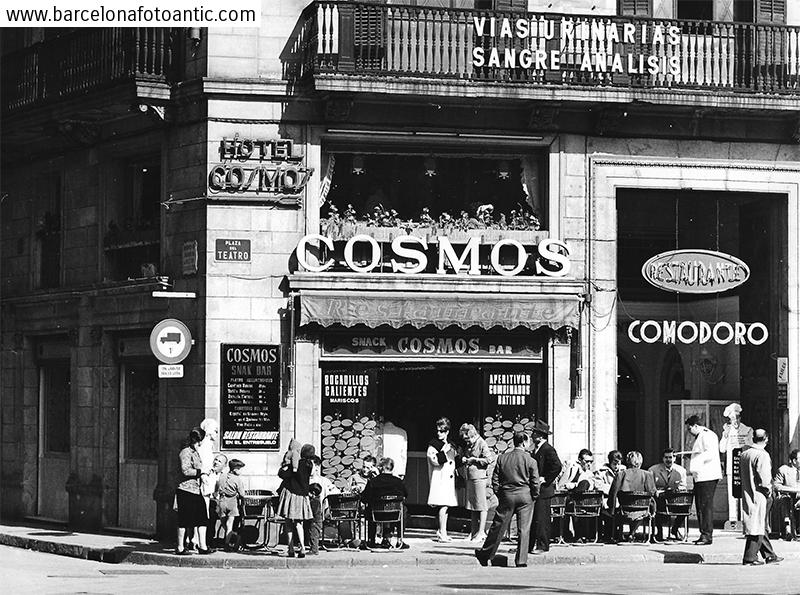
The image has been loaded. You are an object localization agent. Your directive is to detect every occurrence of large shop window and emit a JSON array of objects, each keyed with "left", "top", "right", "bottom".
[
  {"left": 616, "top": 189, "right": 788, "bottom": 465},
  {"left": 122, "top": 365, "right": 159, "bottom": 461},
  {"left": 322, "top": 151, "right": 547, "bottom": 231},
  {"left": 319, "top": 346, "right": 546, "bottom": 492},
  {"left": 41, "top": 362, "right": 71, "bottom": 454},
  {"left": 104, "top": 161, "right": 161, "bottom": 282}
]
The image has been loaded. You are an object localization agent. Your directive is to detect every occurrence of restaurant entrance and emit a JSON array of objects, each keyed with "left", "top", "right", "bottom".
[{"left": 318, "top": 330, "right": 547, "bottom": 505}]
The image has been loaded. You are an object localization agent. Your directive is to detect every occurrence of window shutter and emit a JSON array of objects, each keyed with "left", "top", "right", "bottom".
[
  {"left": 619, "top": 0, "right": 652, "bottom": 17},
  {"left": 756, "top": 0, "right": 786, "bottom": 24},
  {"left": 494, "top": 0, "right": 528, "bottom": 11}
]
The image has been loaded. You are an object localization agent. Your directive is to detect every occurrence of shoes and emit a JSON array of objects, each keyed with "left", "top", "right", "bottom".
[
  {"left": 395, "top": 541, "right": 410, "bottom": 550},
  {"left": 307, "top": 551, "right": 319, "bottom": 556},
  {"left": 175, "top": 548, "right": 190, "bottom": 556},
  {"left": 742, "top": 559, "right": 765, "bottom": 566},
  {"left": 197, "top": 548, "right": 213, "bottom": 555},
  {"left": 287, "top": 547, "right": 295, "bottom": 558},
  {"left": 515, "top": 563, "right": 528, "bottom": 567},
  {"left": 765, "top": 556, "right": 784, "bottom": 564},
  {"left": 694, "top": 538, "right": 712, "bottom": 546},
  {"left": 669, "top": 530, "right": 683, "bottom": 541},
  {"left": 474, "top": 549, "right": 489, "bottom": 567},
  {"left": 380, "top": 538, "right": 392, "bottom": 549},
  {"left": 297, "top": 551, "right": 305, "bottom": 559}
]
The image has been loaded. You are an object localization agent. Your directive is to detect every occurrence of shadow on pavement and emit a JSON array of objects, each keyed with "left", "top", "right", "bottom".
[{"left": 651, "top": 549, "right": 704, "bottom": 563}]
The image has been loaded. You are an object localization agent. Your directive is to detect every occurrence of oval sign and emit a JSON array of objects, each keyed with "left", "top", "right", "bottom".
[{"left": 641, "top": 249, "right": 750, "bottom": 294}]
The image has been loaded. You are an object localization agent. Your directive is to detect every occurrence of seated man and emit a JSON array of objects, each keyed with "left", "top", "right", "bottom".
[
  {"left": 559, "top": 448, "right": 596, "bottom": 542},
  {"left": 595, "top": 450, "right": 625, "bottom": 541},
  {"left": 772, "top": 448, "right": 800, "bottom": 541},
  {"left": 346, "top": 454, "right": 378, "bottom": 494},
  {"left": 648, "top": 448, "right": 688, "bottom": 541},
  {"left": 361, "top": 457, "right": 409, "bottom": 549},
  {"left": 609, "top": 451, "right": 656, "bottom": 542}
]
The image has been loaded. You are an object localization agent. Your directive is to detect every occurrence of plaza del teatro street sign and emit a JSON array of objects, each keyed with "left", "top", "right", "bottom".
[
  {"left": 297, "top": 234, "right": 571, "bottom": 277},
  {"left": 207, "top": 137, "right": 313, "bottom": 202},
  {"left": 642, "top": 249, "right": 750, "bottom": 294}
]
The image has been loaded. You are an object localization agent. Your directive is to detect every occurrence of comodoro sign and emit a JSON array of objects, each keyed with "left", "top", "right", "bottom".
[{"left": 627, "top": 320, "right": 768, "bottom": 345}]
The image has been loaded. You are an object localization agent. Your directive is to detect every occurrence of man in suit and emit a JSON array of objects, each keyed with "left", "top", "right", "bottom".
[
  {"left": 474, "top": 431, "right": 539, "bottom": 568},
  {"left": 528, "top": 420, "right": 562, "bottom": 553},
  {"left": 648, "top": 447, "right": 688, "bottom": 541}
]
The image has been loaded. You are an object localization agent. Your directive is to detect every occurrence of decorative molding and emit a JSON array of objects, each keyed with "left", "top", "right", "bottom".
[{"left": 137, "top": 103, "right": 166, "bottom": 122}]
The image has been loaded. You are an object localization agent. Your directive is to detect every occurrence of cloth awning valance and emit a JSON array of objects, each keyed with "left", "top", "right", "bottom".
[{"left": 298, "top": 291, "right": 580, "bottom": 331}]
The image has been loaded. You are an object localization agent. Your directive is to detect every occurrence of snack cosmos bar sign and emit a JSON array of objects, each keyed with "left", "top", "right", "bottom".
[
  {"left": 297, "top": 234, "right": 571, "bottom": 277},
  {"left": 208, "top": 137, "right": 313, "bottom": 199},
  {"left": 642, "top": 249, "right": 750, "bottom": 294}
]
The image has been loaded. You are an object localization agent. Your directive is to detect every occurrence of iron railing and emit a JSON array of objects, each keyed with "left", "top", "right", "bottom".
[
  {"left": 2, "top": 28, "right": 175, "bottom": 113},
  {"left": 299, "top": 1, "right": 800, "bottom": 94}
]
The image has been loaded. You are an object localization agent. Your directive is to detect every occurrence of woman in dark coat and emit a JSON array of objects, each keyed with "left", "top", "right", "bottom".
[
  {"left": 175, "top": 427, "right": 211, "bottom": 554},
  {"left": 277, "top": 443, "right": 315, "bottom": 557}
]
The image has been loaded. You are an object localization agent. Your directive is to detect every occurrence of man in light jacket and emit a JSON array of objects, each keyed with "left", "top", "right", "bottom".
[
  {"left": 685, "top": 415, "right": 722, "bottom": 545},
  {"left": 740, "top": 429, "right": 782, "bottom": 565}
]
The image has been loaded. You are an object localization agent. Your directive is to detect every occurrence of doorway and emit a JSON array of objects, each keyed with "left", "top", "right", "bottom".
[{"left": 38, "top": 362, "right": 70, "bottom": 521}]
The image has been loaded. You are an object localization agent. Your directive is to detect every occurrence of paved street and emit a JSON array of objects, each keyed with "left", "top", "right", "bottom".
[{"left": 3, "top": 545, "right": 798, "bottom": 595}]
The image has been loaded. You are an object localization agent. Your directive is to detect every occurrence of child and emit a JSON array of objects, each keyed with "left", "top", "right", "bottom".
[
  {"left": 282, "top": 438, "right": 302, "bottom": 474},
  {"left": 216, "top": 458, "right": 246, "bottom": 549},
  {"left": 307, "top": 455, "right": 335, "bottom": 555}
]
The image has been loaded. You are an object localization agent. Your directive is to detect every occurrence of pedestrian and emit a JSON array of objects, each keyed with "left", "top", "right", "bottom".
[
  {"left": 528, "top": 420, "right": 562, "bottom": 553},
  {"left": 685, "top": 415, "right": 722, "bottom": 545},
  {"left": 175, "top": 427, "right": 212, "bottom": 555},
  {"left": 457, "top": 423, "right": 495, "bottom": 543},
  {"left": 608, "top": 451, "right": 656, "bottom": 541},
  {"left": 740, "top": 429, "right": 783, "bottom": 566},
  {"left": 277, "top": 443, "right": 315, "bottom": 558},
  {"left": 474, "top": 431, "right": 539, "bottom": 568},
  {"left": 307, "top": 454, "right": 335, "bottom": 555},
  {"left": 427, "top": 417, "right": 458, "bottom": 542},
  {"left": 216, "top": 458, "right": 246, "bottom": 551}
]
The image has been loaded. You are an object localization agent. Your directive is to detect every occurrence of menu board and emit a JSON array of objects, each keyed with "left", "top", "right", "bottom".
[
  {"left": 731, "top": 447, "right": 742, "bottom": 499},
  {"left": 220, "top": 344, "right": 280, "bottom": 450}
]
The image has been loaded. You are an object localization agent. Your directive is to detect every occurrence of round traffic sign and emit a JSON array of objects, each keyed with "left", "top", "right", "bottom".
[{"left": 150, "top": 319, "right": 193, "bottom": 364}]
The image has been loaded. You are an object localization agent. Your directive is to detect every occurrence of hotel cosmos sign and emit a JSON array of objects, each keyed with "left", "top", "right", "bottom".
[{"left": 629, "top": 249, "right": 765, "bottom": 346}]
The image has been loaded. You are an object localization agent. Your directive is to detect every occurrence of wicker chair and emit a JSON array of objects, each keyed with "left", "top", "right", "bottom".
[
  {"left": 614, "top": 491, "right": 655, "bottom": 543},
  {"left": 325, "top": 492, "right": 362, "bottom": 547},
  {"left": 367, "top": 494, "right": 404, "bottom": 548},
  {"left": 658, "top": 490, "right": 694, "bottom": 541},
  {"left": 550, "top": 491, "right": 570, "bottom": 544},
  {"left": 566, "top": 491, "right": 603, "bottom": 544},
  {"left": 239, "top": 489, "right": 277, "bottom": 550}
]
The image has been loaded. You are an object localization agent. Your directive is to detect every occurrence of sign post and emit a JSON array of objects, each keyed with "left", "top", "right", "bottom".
[{"left": 150, "top": 319, "right": 193, "bottom": 380}]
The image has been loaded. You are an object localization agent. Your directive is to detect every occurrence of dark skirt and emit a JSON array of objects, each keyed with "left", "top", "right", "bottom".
[
  {"left": 176, "top": 489, "right": 208, "bottom": 528},
  {"left": 277, "top": 489, "right": 312, "bottom": 521}
]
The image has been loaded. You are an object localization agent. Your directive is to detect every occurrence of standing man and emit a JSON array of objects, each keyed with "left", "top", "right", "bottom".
[
  {"left": 772, "top": 449, "right": 800, "bottom": 540},
  {"left": 740, "top": 429, "right": 782, "bottom": 565},
  {"left": 685, "top": 415, "right": 722, "bottom": 545},
  {"left": 529, "top": 420, "right": 562, "bottom": 553},
  {"left": 474, "top": 431, "right": 539, "bottom": 568}
]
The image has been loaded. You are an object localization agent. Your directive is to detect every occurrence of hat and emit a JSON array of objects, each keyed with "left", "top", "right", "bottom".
[
  {"left": 229, "top": 458, "right": 245, "bottom": 470},
  {"left": 532, "top": 419, "right": 552, "bottom": 436}
]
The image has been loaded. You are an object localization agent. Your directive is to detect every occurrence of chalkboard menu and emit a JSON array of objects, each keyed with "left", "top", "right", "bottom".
[
  {"left": 732, "top": 447, "right": 742, "bottom": 499},
  {"left": 221, "top": 344, "right": 280, "bottom": 450}
]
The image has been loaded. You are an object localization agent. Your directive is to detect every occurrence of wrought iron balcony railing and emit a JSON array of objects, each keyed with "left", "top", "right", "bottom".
[
  {"left": 294, "top": 1, "right": 800, "bottom": 95},
  {"left": 2, "top": 28, "right": 175, "bottom": 114}
]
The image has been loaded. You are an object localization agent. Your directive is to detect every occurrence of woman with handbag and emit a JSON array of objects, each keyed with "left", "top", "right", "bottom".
[
  {"left": 458, "top": 423, "right": 495, "bottom": 542},
  {"left": 175, "top": 427, "right": 212, "bottom": 555},
  {"left": 427, "top": 417, "right": 458, "bottom": 542}
]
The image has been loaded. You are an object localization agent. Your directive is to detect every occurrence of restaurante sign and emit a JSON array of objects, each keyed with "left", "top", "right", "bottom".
[
  {"left": 642, "top": 249, "right": 750, "bottom": 294},
  {"left": 296, "top": 233, "right": 571, "bottom": 277}
]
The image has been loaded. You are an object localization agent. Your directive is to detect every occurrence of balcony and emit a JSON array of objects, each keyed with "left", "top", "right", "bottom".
[
  {"left": 2, "top": 28, "right": 175, "bottom": 115},
  {"left": 293, "top": 2, "right": 800, "bottom": 107}
]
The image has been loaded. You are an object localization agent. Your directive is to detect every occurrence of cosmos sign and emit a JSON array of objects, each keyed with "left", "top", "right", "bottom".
[{"left": 642, "top": 249, "right": 749, "bottom": 294}]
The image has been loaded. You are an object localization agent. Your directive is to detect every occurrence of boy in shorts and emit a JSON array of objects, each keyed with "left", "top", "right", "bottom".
[{"left": 216, "top": 458, "right": 246, "bottom": 547}]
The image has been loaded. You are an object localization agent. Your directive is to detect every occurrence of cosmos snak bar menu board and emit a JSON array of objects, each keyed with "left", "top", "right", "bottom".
[{"left": 220, "top": 344, "right": 281, "bottom": 450}]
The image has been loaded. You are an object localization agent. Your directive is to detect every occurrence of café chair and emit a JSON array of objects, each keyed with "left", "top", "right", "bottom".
[
  {"left": 659, "top": 490, "right": 694, "bottom": 542},
  {"left": 239, "top": 489, "right": 277, "bottom": 550},
  {"left": 325, "top": 492, "right": 362, "bottom": 547},
  {"left": 614, "top": 491, "right": 655, "bottom": 544},
  {"left": 368, "top": 494, "right": 405, "bottom": 548},
  {"left": 566, "top": 491, "right": 603, "bottom": 544},
  {"left": 550, "top": 491, "right": 570, "bottom": 545}
]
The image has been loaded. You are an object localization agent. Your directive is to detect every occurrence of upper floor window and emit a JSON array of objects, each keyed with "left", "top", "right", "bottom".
[
  {"left": 34, "top": 175, "right": 62, "bottom": 290},
  {"left": 676, "top": 0, "right": 713, "bottom": 20},
  {"left": 618, "top": 0, "right": 652, "bottom": 17},
  {"left": 104, "top": 160, "right": 162, "bottom": 281}
]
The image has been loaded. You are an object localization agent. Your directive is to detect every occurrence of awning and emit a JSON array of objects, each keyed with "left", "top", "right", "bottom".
[{"left": 298, "top": 291, "right": 580, "bottom": 331}]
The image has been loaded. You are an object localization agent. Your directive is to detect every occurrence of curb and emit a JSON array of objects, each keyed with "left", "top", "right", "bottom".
[{"left": 4, "top": 531, "right": 800, "bottom": 569}]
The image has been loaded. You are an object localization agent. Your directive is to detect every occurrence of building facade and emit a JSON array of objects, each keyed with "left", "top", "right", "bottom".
[{"left": 2, "top": 0, "right": 799, "bottom": 536}]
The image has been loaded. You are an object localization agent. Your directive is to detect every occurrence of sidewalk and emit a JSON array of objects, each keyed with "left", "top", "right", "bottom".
[{"left": 2, "top": 522, "right": 800, "bottom": 569}]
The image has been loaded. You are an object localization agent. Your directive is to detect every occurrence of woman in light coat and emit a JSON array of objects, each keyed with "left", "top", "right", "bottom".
[
  {"left": 427, "top": 417, "right": 458, "bottom": 542},
  {"left": 458, "top": 423, "right": 495, "bottom": 542}
]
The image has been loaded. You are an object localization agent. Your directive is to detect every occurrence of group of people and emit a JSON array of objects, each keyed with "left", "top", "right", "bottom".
[{"left": 174, "top": 411, "right": 800, "bottom": 567}]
